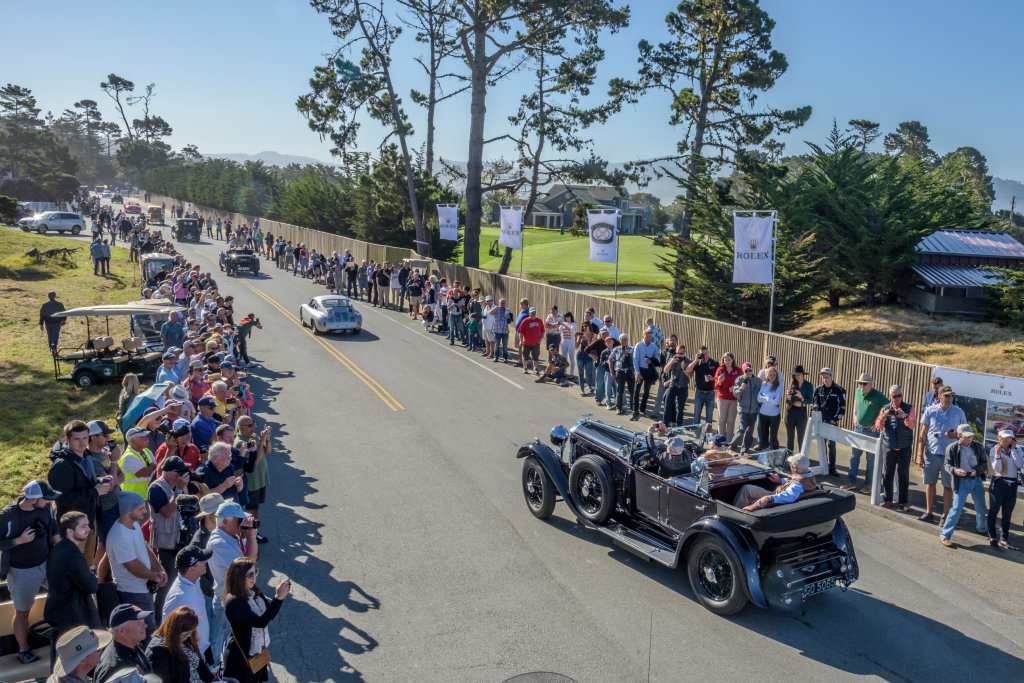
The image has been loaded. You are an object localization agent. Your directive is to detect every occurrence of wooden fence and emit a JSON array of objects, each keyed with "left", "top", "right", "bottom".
[{"left": 145, "top": 192, "right": 937, "bottom": 438}]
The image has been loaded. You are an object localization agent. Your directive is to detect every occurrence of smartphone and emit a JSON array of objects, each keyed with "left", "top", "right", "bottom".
[{"left": 233, "top": 468, "right": 244, "bottom": 478}]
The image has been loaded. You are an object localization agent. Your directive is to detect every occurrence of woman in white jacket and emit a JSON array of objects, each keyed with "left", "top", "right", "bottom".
[{"left": 757, "top": 367, "right": 784, "bottom": 450}]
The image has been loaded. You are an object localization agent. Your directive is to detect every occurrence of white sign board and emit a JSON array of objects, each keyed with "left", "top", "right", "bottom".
[
  {"left": 733, "top": 214, "right": 774, "bottom": 284},
  {"left": 437, "top": 205, "right": 459, "bottom": 242},
  {"left": 499, "top": 207, "right": 524, "bottom": 250},
  {"left": 588, "top": 211, "right": 618, "bottom": 263},
  {"left": 932, "top": 366, "right": 1024, "bottom": 405}
]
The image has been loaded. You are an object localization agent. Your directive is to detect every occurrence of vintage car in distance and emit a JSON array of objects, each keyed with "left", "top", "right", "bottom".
[
  {"left": 147, "top": 205, "right": 165, "bottom": 225},
  {"left": 219, "top": 248, "right": 260, "bottom": 276},
  {"left": 124, "top": 202, "right": 142, "bottom": 214},
  {"left": 299, "top": 295, "right": 362, "bottom": 334},
  {"left": 518, "top": 417, "right": 859, "bottom": 615},
  {"left": 172, "top": 217, "right": 201, "bottom": 241},
  {"left": 993, "top": 419, "right": 1024, "bottom": 436}
]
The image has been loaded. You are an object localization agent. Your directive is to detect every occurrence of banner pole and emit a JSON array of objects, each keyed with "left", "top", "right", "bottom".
[
  {"left": 520, "top": 227, "right": 525, "bottom": 279},
  {"left": 768, "top": 210, "right": 777, "bottom": 333},
  {"left": 614, "top": 212, "right": 620, "bottom": 299}
]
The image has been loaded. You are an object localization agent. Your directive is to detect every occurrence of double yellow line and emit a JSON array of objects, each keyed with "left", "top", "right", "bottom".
[{"left": 241, "top": 281, "right": 405, "bottom": 412}]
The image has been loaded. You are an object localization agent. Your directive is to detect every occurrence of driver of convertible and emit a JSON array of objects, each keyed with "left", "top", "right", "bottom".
[
  {"left": 644, "top": 423, "right": 692, "bottom": 477},
  {"left": 733, "top": 452, "right": 818, "bottom": 511}
]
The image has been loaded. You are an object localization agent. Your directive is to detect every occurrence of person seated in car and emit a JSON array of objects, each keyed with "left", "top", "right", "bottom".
[
  {"left": 692, "top": 434, "right": 737, "bottom": 476},
  {"left": 657, "top": 436, "right": 693, "bottom": 478},
  {"left": 733, "top": 452, "right": 818, "bottom": 511}
]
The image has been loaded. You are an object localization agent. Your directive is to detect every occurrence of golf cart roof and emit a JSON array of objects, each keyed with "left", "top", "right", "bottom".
[
  {"left": 141, "top": 253, "right": 174, "bottom": 261},
  {"left": 54, "top": 303, "right": 186, "bottom": 318}
]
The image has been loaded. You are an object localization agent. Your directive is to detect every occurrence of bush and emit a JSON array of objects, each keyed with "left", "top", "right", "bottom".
[{"left": 0, "top": 195, "right": 17, "bottom": 224}]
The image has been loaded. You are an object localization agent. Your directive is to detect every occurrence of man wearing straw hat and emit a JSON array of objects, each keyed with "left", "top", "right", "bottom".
[{"left": 733, "top": 452, "right": 819, "bottom": 511}]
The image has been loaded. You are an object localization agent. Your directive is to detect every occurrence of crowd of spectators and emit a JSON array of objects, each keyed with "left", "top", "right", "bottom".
[{"left": 2, "top": 212, "right": 291, "bottom": 681}]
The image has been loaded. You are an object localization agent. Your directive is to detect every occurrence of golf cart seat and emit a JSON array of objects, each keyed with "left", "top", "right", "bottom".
[
  {"left": 62, "top": 336, "right": 115, "bottom": 361},
  {"left": 122, "top": 337, "right": 144, "bottom": 354},
  {"left": 139, "top": 349, "right": 163, "bottom": 363}
]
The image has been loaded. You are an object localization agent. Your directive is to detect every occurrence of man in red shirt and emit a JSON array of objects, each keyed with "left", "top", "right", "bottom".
[{"left": 516, "top": 307, "right": 546, "bottom": 375}]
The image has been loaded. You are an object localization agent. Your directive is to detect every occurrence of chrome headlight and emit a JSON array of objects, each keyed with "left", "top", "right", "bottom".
[{"left": 550, "top": 425, "right": 569, "bottom": 447}]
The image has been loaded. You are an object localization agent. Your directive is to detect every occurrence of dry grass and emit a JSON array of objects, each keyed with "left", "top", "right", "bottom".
[
  {"left": 0, "top": 228, "right": 138, "bottom": 501},
  {"left": 791, "top": 304, "right": 1024, "bottom": 377}
]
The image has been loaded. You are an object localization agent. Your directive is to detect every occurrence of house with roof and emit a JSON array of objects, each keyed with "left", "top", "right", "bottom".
[
  {"left": 527, "top": 184, "right": 654, "bottom": 234},
  {"left": 907, "top": 229, "right": 1024, "bottom": 314}
]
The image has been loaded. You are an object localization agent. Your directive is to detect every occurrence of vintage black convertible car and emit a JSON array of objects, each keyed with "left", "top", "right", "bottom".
[
  {"left": 219, "top": 248, "right": 260, "bottom": 276},
  {"left": 172, "top": 217, "right": 201, "bottom": 242},
  {"left": 518, "top": 417, "right": 859, "bottom": 615}
]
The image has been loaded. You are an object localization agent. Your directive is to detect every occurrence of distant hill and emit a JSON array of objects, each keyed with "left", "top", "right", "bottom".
[{"left": 205, "top": 150, "right": 332, "bottom": 168}]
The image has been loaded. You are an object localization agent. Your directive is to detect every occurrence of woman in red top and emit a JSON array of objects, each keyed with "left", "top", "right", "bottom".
[
  {"left": 154, "top": 421, "right": 204, "bottom": 471},
  {"left": 714, "top": 352, "right": 741, "bottom": 441},
  {"left": 184, "top": 363, "right": 209, "bottom": 405}
]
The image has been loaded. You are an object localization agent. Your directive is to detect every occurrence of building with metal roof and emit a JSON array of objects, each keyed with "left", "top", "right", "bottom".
[{"left": 907, "top": 229, "right": 1024, "bottom": 315}]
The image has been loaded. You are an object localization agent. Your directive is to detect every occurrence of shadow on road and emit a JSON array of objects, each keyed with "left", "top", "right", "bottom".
[
  {"left": 253, "top": 371, "right": 378, "bottom": 681},
  {"left": 541, "top": 514, "right": 1023, "bottom": 680}
]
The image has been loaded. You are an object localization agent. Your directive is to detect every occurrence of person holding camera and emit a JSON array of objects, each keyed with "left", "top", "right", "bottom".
[
  {"left": 632, "top": 327, "right": 661, "bottom": 421},
  {"left": 916, "top": 386, "right": 965, "bottom": 524},
  {"left": 0, "top": 480, "right": 60, "bottom": 664},
  {"left": 148, "top": 457, "right": 192, "bottom": 621},
  {"left": 190, "top": 398, "right": 221, "bottom": 454},
  {"left": 660, "top": 343, "right": 691, "bottom": 427},
  {"left": 685, "top": 345, "right": 718, "bottom": 427},
  {"left": 198, "top": 434, "right": 254, "bottom": 509},
  {"left": 106, "top": 491, "right": 166, "bottom": 636},
  {"left": 86, "top": 420, "right": 123, "bottom": 571},
  {"left": 988, "top": 429, "right": 1023, "bottom": 549},
  {"left": 235, "top": 418, "right": 272, "bottom": 545},
  {"left": 938, "top": 425, "right": 988, "bottom": 548},
  {"left": 223, "top": 558, "right": 290, "bottom": 683},
  {"left": 730, "top": 363, "right": 762, "bottom": 452},
  {"left": 875, "top": 385, "right": 916, "bottom": 512},
  {"left": 206, "top": 502, "right": 259, "bottom": 671},
  {"left": 155, "top": 420, "right": 203, "bottom": 473}
]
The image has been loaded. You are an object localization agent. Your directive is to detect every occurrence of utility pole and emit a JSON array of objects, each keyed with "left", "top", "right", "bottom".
[{"left": 1010, "top": 195, "right": 1017, "bottom": 229}]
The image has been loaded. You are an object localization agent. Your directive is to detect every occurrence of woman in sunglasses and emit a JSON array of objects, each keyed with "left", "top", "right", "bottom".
[
  {"left": 222, "top": 558, "right": 291, "bottom": 683},
  {"left": 147, "top": 606, "right": 215, "bottom": 682}
]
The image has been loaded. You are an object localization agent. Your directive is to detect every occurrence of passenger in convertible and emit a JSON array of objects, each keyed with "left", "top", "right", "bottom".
[{"left": 733, "top": 452, "right": 818, "bottom": 511}]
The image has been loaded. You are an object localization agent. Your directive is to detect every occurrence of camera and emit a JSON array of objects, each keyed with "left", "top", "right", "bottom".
[
  {"left": 31, "top": 518, "right": 50, "bottom": 535},
  {"left": 246, "top": 439, "right": 257, "bottom": 450},
  {"left": 99, "top": 475, "right": 113, "bottom": 485},
  {"left": 176, "top": 494, "right": 201, "bottom": 548},
  {"left": 155, "top": 420, "right": 172, "bottom": 434}
]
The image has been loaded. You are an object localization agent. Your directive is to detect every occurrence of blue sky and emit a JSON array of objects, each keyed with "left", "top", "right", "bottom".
[{"left": 5, "top": 0, "right": 1023, "bottom": 194}]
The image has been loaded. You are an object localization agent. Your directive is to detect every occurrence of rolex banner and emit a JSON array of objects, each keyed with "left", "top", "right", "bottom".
[
  {"left": 437, "top": 205, "right": 459, "bottom": 241},
  {"left": 499, "top": 207, "right": 524, "bottom": 249},
  {"left": 733, "top": 214, "right": 774, "bottom": 284},
  {"left": 588, "top": 211, "right": 618, "bottom": 263}
]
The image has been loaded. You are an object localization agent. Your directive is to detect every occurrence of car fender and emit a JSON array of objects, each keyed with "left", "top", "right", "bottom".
[
  {"left": 679, "top": 517, "right": 768, "bottom": 609},
  {"left": 832, "top": 517, "right": 859, "bottom": 583},
  {"left": 516, "top": 441, "right": 571, "bottom": 505}
]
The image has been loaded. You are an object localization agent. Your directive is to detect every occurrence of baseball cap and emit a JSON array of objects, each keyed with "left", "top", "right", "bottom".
[
  {"left": 190, "top": 360, "right": 205, "bottom": 370},
  {"left": 215, "top": 501, "right": 247, "bottom": 519},
  {"left": 819, "top": 367, "right": 833, "bottom": 376},
  {"left": 765, "top": 355, "right": 777, "bottom": 363},
  {"left": 161, "top": 351, "right": 176, "bottom": 360},
  {"left": 197, "top": 493, "right": 225, "bottom": 517},
  {"left": 711, "top": 434, "right": 728, "bottom": 448},
  {"left": 940, "top": 386, "right": 954, "bottom": 396},
  {"left": 528, "top": 307, "right": 537, "bottom": 313},
  {"left": 167, "top": 346, "right": 181, "bottom": 354},
  {"left": 88, "top": 420, "right": 114, "bottom": 437},
  {"left": 53, "top": 626, "right": 112, "bottom": 676},
  {"left": 116, "top": 491, "right": 145, "bottom": 516},
  {"left": 484, "top": 295, "right": 493, "bottom": 301},
  {"left": 172, "top": 418, "right": 191, "bottom": 431},
  {"left": 741, "top": 362, "right": 753, "bottom": 371},
  {"left": 23, "top": 480, "right": 60, "bottom": 500},
  {"left": 956, "top": 424, "right": 974, "bottom": 437},
  {"left": 109, "top": 604, "right": 153, "bottom": 629},
  {"left": 125, "top": 427, "right": 150, "bottom": 440},
  {"left": 161, "top": 456, "right": 191, "bottom": 474},
  {"left": 998, "top": 429, "right": 1016, "bottom": 439},
  {"left": 175, "top": 545, "right": 213, "bottom": 573},
  {"left": 219, "top": 360, "right": 235, "bottom": 370},
  {"left": 197, "top": 396, "right": 217, "bottom": 408},
  {"left": 666, "top": 436, "right": 686, "bottom": 455}
]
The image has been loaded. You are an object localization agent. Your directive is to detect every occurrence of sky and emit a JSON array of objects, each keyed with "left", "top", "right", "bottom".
[{"left": 5, "top": 0, "right": 1023, "bottom": 199}]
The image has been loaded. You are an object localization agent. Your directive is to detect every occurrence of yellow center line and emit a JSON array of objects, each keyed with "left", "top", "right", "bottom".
[{"left": 239, "top": 280, "right": 405, "bottom": 412}]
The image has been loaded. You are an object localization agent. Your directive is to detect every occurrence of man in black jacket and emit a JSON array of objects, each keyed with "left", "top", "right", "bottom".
[
  {"left": 812, "top": 368, "right": 847, "bottom": 476},
  {"left": 93, "top": 604, "right": 154, "bottom": 682},
  {"left": 48, "top": 421, "right": 113, "bottom": 549},
  {"left": 939, "top": 424, "right": 989, "bottom": 548},
  {"left": 45, "top": 511, "right": 101, "bottom": 635}
]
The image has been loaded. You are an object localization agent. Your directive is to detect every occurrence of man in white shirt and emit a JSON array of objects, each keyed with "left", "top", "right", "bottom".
[
  {"left": 205, "top": 501, "right": 257, "bottom": 668},
  {"left": 105, "top": 491, "right": 166, "bottom": 635},
  {"left": 162, "top": 545, "right": 213, "bottom": 658}
]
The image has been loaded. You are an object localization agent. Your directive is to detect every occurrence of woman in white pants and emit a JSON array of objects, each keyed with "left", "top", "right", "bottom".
[{"left": 560, "top": 313, "right": 577, "bottom": 379}]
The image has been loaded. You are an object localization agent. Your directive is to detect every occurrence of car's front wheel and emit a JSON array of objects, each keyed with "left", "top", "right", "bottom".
[
  {"left": 686, "top": 535, "right": 748, "bottom": 616},
  {"left": 522, "top": 456, "right": 556, "bottom": 519},
  {"left": 568, "top": 454, "right": 614, "bottom": 524},
  {"left": 37, "top": 225, "right": 47, "bottom": 234},
  {"left": 71, "top": 225, "right": 82, "bottom": 235}
]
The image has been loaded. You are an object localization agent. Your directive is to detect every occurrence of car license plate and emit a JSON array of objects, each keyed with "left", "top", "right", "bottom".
[{"left": 801, "top": 577, "right": 836, "bottom": 598}]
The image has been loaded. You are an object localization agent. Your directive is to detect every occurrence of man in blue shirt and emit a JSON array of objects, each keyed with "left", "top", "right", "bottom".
[
  {"left": 160, "top": 312, "right": 185, "bottom": 351},
  {"left": 190, "top": 398, "right": 220, "bottom": 453},
  {"left": 917, "top": 386, "right": 966, "bottom": 524},
  {"left": 631, "top": 327, "right": 661, "bottom": 421},
  {"left": 155, "top": 352, "right": 182, "bottom": 384},
  {"left": 734, "top": 452, "right": 818, "bottom": 510}
]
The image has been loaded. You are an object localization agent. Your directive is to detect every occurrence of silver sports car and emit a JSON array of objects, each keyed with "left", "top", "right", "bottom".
[{"left": 299, "top": 295, "right": 363, "bottom": 334}]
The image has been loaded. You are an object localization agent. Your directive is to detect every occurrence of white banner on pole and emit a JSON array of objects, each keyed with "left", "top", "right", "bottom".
[
  {"left": 932, "top": 366, "right": 1024, "bottom": 404},
  {"left": 499, "top": 207, "right": 524, "bottom": 249},
  {"left": 588, "top": 211, "right": 618, "bottom": 263},
  {"left": 437, "top": 205, "right": 459, "bottom": 242},
  {"left": 733, "top": 213, "right": 774, "bottom": 284}
]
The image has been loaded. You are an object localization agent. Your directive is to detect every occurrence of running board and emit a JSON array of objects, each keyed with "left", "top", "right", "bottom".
[{"left": 600, "top": 521, "right": 678, "bottom": 568}]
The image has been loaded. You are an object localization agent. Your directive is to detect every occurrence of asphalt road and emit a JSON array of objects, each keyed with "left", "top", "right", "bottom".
[{"left": 65, "top": 212, "right": 1024, "bottom": 682}]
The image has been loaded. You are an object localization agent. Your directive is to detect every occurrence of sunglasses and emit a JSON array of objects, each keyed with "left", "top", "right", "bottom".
[
  {"left": 246, "top": 568, "right": 259, "bottom": 578},
  {"left": 891, "top": 393, "right": 902, "bottom": 398}
]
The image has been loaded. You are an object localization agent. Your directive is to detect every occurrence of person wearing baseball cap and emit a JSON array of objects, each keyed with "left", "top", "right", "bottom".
[
  {"left": 938, "top": 424, "right": 989, "bottom": 548},
  {"left": 161, "top": 545, "right": 214, "bottom": 657},
  {"left": 119, "top": 428, "right": 157, "bottom": 498},
  {"left": 1, "top": 480, "right": 60, "bottom": 664},
  {"left": 989, "top": 429, "right": 1023, "bottom": 549},
  {"left": 757, "top": 355, "right": 777, "bottom": 381},
  {"left": 93, "top": 605, "right": 153, "bottom": 681},
  {"left": 106, "top": 492, "right": 165, "bottom": 635},
  {"left": 190, "top": 397, "right": 220, "bottom": 453},
  {"left": 206, "top": 500, "right": 258, "bottom": 668},
  {"left": 52, "top": 625, "right": 112, "bottom": 680},
  {"left": 812, "top": 367, "right": 846, "bottom": 476},
  {"left": 922, "top": 376, "right": 945, "bottom": 410},
  {"left": 917, "top": 385, "right": 967, "bottom": 524},
  {"left": 156, "top": 351, "right": 182, "bottom": 385},
  {"left": 148, "top": 456, "right": 192, "bottom": 620}
]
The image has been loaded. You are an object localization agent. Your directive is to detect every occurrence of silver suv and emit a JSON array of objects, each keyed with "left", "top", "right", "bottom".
[{"left": 17, "top": 211, "right": 87, "bottom": 235}]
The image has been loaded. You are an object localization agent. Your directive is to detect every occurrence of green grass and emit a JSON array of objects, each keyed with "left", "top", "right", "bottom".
[
  {"left": 0, "top": 229, "right": 139, "bottom": 501},
  {"left": 474, "top": 225, "right": 673, "bottom": 287}
]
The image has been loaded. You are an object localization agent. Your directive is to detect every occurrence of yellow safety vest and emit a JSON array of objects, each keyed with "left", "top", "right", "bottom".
[{"left": 119, "top": 447, "right": 155, "bottom": 496}]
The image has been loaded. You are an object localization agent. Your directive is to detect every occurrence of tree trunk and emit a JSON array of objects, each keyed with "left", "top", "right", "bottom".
[
  {"left": 827, "top": 289, "right": 841, "bottom": 308},
  {"left": 498, "top": 245, "right": 514, "bottom": 274},
  {"left": 424, "top": 5, "right": 438, "bottom": 178},
  {"left": 463, "top": 22, "right": 488, "bottom": 269}
]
